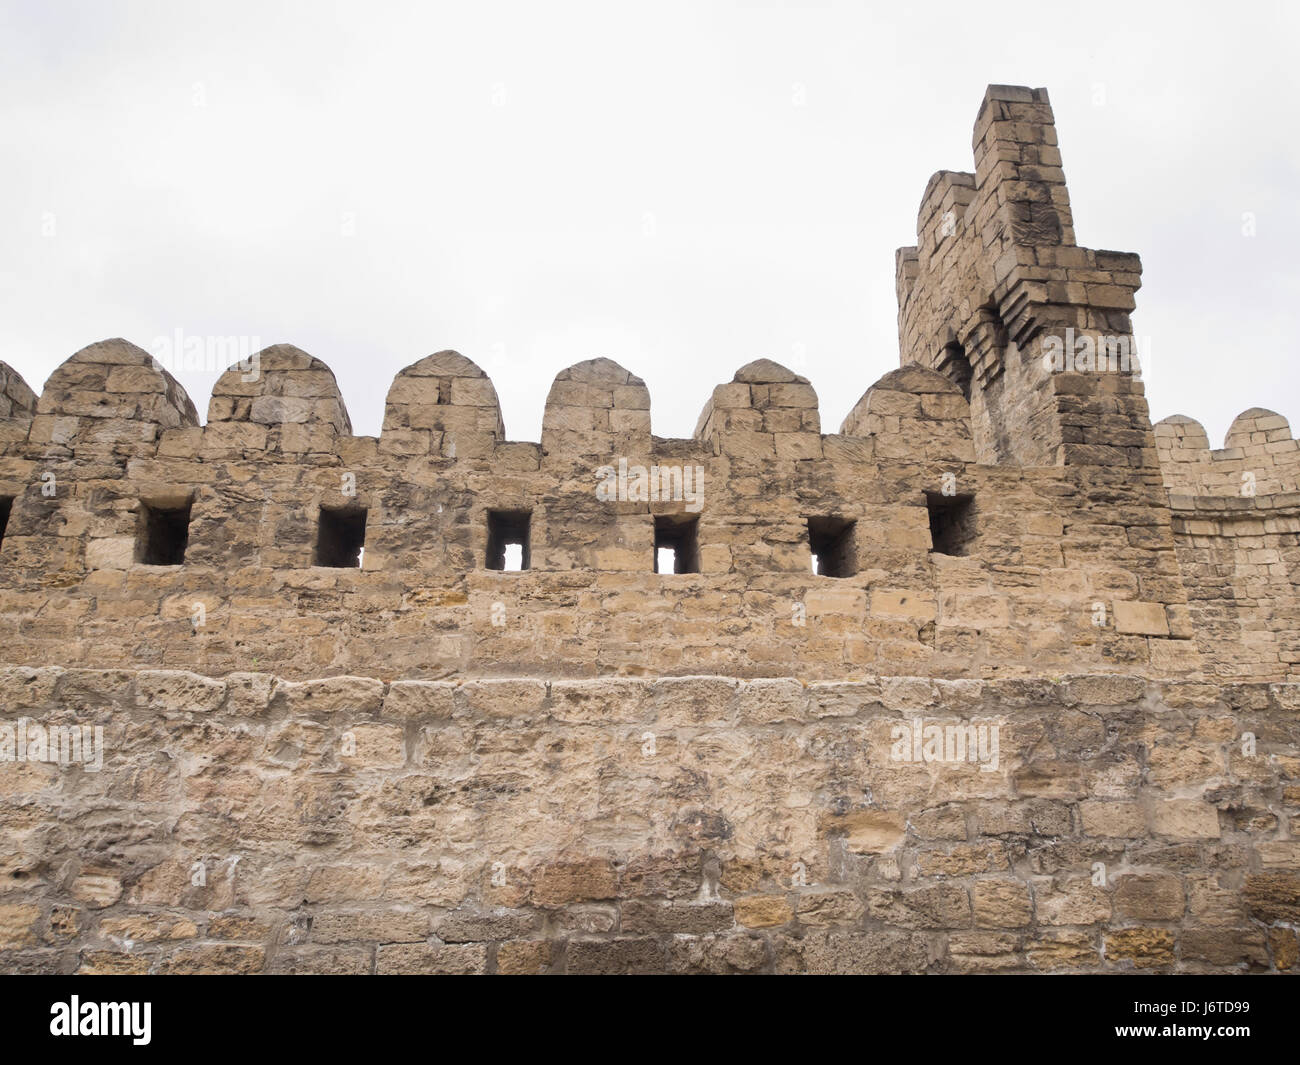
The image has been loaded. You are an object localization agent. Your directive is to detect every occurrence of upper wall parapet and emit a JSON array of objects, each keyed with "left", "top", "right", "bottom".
[
  {"left": 542, "top": 357, "right": 651, "bottom": 464},
  {"left": 839, "top": 364, "right": 973, "bottom": 463},
  {"left": 28, "top": 339, "right": 198, "bottom": 457},
  {"left": 1155, "top": 409, "right": 1300, "bottom": 497},
  {"left": 205, "top": 344, "right": 351, "bottom": 457},
  {"left": 382, "top": 350, "right": 505, "bottom": 461},
  {"left": 4, "top": 85, "right": 1194, "bottom": 483},
  {"left": 1, "top": 345, "right": 981, "bottom": 472},
  {"left": 694, "top": 359, "right": 822, "bottom": 462}
]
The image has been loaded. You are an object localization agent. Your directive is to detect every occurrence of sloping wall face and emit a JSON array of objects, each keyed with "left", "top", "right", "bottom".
[{"left": 2, "top": 669, "right": 1297, "bottom": 974}]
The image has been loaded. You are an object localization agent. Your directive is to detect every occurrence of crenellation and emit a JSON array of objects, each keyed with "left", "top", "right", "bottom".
[
  {"left": 0, "top": 315, "right": 1217, "bottom": 681},
  {"left": 27, "top": 339, "right": 198, "bottom": 462},
  {"left": 1150, "top": 407, "right": 1299, "bottom": 680},
  {"left": 839, "top": 364, "right": 974, "bottom": 463},
  {"left": 543, "top": 357, "right": 652, "bottom": 465},
  {"left": 382, "top": 349, "right": 504, "bottom": 462}
]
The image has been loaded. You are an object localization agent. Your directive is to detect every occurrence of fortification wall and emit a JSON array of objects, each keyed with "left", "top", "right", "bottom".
[
  {"left": 2, "top": 668, "right": 1297, "bottom": 974},
  {"left": 891, "top": 84, "right": 1298, "bottom": 684},
  {"left": 1156, "top": 412, "right": 1300, "bottom": 498},
  {"left": 0, "top": 340, "right": 1200, "bottom": 681},
  {"left": 1, "top": 85, "right": 1297, "bottom": 975},
  {"left": 1151, "top": 411, "right": 1300, "bottom": 681}
]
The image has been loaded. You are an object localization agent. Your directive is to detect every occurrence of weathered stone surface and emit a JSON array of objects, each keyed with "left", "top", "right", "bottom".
[
  {"left": 159, "top": 944, "right": 267, "bottom": 975},
  {"left": 0, "top": 904, "right": 39, "bottom": 949},
  {"left": 0, "top": 84, "right": 1296, "bottom": 977},
  {"left": 564, "top": 937, "right": 662, "bottom": 975},
  {"left": 1027, "top": 931, "right": 1098, "bottom": 970},
  {"left": 1113, "top": 874, "right": 1184, "bottom": 921},
  {"left": 1243, "top": 873, "right": 1300, "bottom": 923},
  {"left": 313, "top": 910, "right": 429, "bottom": 944},
  {"left": 1104, "top": 928, "right": 1176, "bottom": 968},
  {"left": 1268, "top": 927, "right": 1299, "bottom": 970},
  {"left": 868, "top": 884, "right": 970, "bottom": 929},
  {"left": 795, "top": 889, "right": 865, "bottom": 927},
  {"left": 1180, "top": 927, "right": 1268, "bottom": 969},
  {"left": 0, "top": 666, "right": 1288, "bottom": 973},
  {"left": 821, "top": 809, "right": 906, "bottom": 853},
  {"left": 496, "top": 939, "right": 552, "bottom": 975},
  {"left": 774, "top": 930, "right": 931, "bottom": 975},
  {"left": 270, "top": 946, "right": 373, "bottom": 975},
  {"left": 530, "top": 860, "right": 618, "bottom": 908},
  {"left": 1035, "top": 878, "right": 1110, "bottom": 926},
  {"left": 734, "top": 895, "right": 794, "bottom": 929},
  {"left": 666, "top": 934, "right": 768, "bottom": 974},
  {"left": 948, "top": 931, "right": 1022, "bottom": 972},
  {"left": 620, "top": 899, "right": 734, "bottom": 935},
  {"left": 375, "top": 943, "right": 486, "bottom": 975},
  {"left": 972, "top": 878, "right": 1032, "bottom": 928}
]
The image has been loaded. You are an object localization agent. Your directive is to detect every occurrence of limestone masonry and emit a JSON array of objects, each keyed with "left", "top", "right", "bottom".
[{"left": 1, "top": 86, "right": 1296, "bottom": 974}]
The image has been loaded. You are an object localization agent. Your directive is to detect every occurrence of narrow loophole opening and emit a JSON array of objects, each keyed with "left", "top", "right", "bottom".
[
  {"left": 315, "top": 506, "right": 367, "bottom": 568},
  {"left": 137, "top": 499, "right": 192, "bottom": 565},
  {"left": 807, "top": 516, "right": 856, "bottom": 578},
  {"left": 926, "top": 493, "right": 976, "bottom": 556},
  {"left": 487, "top": 509, "right": 531, "bottom": 571},
  {"left": 654, "top": 515, "right": 699, "bottom": 574}
]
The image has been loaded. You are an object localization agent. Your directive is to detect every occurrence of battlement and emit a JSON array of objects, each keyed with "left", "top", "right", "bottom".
[
  {"left": 1, "top": 342, "right": 965, "bottom": 470},
  {"left": 1151, "top": 410, "right": 1300, "bottom": 685},
  {"left": 0, "top": 333, "right": 1206, "bottom": 681},
  {"left": 1155, "top": 410, "right": 1300, "bottom": 497},
  {"left": 0, "top": 86, "right": 1292, "bottom": 687}
]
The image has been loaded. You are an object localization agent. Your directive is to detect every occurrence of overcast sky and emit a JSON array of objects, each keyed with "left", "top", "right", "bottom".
[{"left": 2, "top": 0, "right": 1296, "bottom": 447}]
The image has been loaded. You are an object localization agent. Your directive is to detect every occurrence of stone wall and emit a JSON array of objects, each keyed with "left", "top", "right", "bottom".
[
  {"left": 1, "top": 85, "right": 1297, "bottom": 974},
  {"left": 2, "top": 669, "right": 1297, "bottom": 974},
  {"left": 1167, "top": 494, "right": 1300, "bottom": 681},
  {"left": 0, "top": 341, "right": 1203, "bottom": 682},
  {"left": 1156, "top": 411, "right": 1300, "bottom": 498},
  {"left": 1150, "top": 414, "right": 1300, "bottom": 681}
]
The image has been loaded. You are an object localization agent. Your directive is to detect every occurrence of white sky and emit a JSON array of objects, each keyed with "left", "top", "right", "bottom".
[{"left": 2, "top": 0, "right": 1297, "bottom": 447}]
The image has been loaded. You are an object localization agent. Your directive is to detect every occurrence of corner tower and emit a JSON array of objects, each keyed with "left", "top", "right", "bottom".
[{"left": 897, "top": 86, "right": 1151, "bottom": 473}]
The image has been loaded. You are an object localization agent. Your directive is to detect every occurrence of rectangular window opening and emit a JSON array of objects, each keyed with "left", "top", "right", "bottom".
[
  {"left": 315, "top": 505, "right": 367, "bottom": 568},
  {"left": 137, "top": 499, "right": 193, "bottom": 566},
  {"left": 486, "top": 509, "right": 531, "bottom": 571},
  {"left": 0, "top": 496, "right": 12, "bottom": 549},
  {"left": 654, "top": 515, "right": 699, "bottom": 574},
  {"left": 807, "top": 516, "right": 856, "bottom": 578},
  {"left": 926, "top": 493, "right": 976, "bottom": 556}
]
